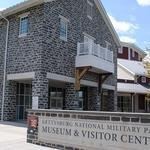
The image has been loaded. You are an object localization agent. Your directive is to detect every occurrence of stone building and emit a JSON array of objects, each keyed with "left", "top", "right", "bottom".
[{"left": 0, "top": 0, "right": 120, "bottom": 121}]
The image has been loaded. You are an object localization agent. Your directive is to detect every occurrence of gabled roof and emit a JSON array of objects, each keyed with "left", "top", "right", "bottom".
[
  {"left": 121, "top": 42, "right": 146, "bottom": 57},
  {"left": 118, "top": 59, "right": 146, "bottom": 76},
  {"left": 0, "top": 0, "right": 121, "bottom": 47}
]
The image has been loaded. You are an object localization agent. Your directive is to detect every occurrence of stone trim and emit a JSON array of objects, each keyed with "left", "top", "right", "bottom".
[
  {"left": 47, "top": 72, "right": 98, "bottom": 87},
  {"left": 47, "top": 72, "right": 115, "bottom": 90},
  {"left": 7, "top": 72, "right": 35, "bottom": 80}
]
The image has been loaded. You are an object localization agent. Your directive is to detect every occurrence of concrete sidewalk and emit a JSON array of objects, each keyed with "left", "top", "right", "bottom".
[{"left": 0, "top": 122, "right": 57, "bottom": 150}]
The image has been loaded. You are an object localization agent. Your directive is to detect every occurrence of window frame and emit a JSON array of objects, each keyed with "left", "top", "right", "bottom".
[
  {"left": 87, "top": 0, "right": 93, "bottom": 20},
  {"left": 141, "top": 76, "right": 146, "bottom": 83},
  {"left": 59, "top": 15, "right": 69, "bottom": 42},
  {"left": 19, "top": 13, "right": 29, "bottom": 37}
]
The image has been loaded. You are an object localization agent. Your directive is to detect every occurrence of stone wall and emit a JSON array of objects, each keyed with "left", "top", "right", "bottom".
[
  {"left": 4, "top": 81, "right": 17, "bottom": 120},
  {"left": 0, "top": 0, "right": 118, "bottom": 120},
  {"left": 27, "top": 109, "right": 150, "bottom": 150}
]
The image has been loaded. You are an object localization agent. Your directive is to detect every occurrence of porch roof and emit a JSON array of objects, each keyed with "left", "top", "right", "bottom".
[{"left": 117, "top": 83, "right": 150, "bottom": 94}]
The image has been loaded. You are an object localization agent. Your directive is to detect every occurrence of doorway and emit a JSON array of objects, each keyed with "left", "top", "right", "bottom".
[{"left": 16, "top": 83, "right": 32, "bottom": 120}]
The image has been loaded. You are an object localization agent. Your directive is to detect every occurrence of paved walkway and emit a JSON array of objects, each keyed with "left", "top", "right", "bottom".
[{"left": 0, "top": 121, "right": 57, "bottom": 150}]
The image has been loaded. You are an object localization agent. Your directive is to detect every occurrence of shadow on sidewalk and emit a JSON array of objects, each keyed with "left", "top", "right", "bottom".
[{"left": 0, "top": 121, "right": 27, "bottom": 128}]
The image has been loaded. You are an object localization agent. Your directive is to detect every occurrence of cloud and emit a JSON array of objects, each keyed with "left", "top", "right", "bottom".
[
  {"left": 0, "top": 8, "right": 5, "bottom": 11},
  {"left": 137, "top": 0, "right": 150, "bottom": 6},
  {"left": 120, "top": 36, "right": 137, "bottom": 43},
  {"left": 108, "top": 14, "right": 139, "bottom": 33}
]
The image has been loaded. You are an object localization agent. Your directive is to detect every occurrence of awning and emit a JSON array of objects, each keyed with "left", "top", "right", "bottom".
[{"left": 117, "top": 83, "right": 150, "bottom": 94}]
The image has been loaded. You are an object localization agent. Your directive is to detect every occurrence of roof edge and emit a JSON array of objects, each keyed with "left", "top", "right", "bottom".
[
  {"left": 118, "top": 63, "right": 135, "bottom": 76},
  {"left": 121, "top": 41, "right": 146, "bottom": 56},
  {"left": 95, "top": 0, "right": 121, "bottom": 47}
]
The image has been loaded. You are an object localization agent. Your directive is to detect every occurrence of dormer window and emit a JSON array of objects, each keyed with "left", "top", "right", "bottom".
[{"left": 87, "top": 0, "right": 93, "bottom": 20}]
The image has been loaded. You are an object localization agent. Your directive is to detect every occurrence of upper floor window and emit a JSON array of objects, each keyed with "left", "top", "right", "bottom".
[
  {"left": 141, "top": 77, "right": 146, "bottom": 83},
  {"left": 87, "top": 0, "right": 93, "bottom": 19},
  {"left": 19, "top": 13, "right": 29, "bottom": 37},
  {"left": 59, "top": 15, "right": 69, "bottom": 41},
  {"left": 118, "top": 47, "right": 123, "bottom": 54}
]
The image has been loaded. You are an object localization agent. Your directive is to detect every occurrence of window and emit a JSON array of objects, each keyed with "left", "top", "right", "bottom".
[
  {"left": 49, "top": 87, "right": 64, "bottom": 109},
  {"left": 117, "top": 96, "right": 132, "bottom": 112},
  {"left": 60, "top": 16, "right": 68, "bottom": 41},
  {"left": 19, "top": 15, "right": 29, "bottom": 37},
  {"left": 87, "top": 0, "right": 93, "bottom": 19},
  {"left": 118, "top": 47, "right": 123, "bottom": 54},
  {"left": 141, "top": 77, "right": 146, "bottom": 83},
  {"left": 138, "top": 95, "right": 145, "bottom": 110}
]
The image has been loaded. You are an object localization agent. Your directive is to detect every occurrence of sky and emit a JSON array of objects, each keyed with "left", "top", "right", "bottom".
[{"left": 0, "top": 0, "right": 150, "bottom": 50}]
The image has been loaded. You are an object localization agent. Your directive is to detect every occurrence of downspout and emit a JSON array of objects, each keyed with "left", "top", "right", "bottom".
[{"left": 0, "top": 13, "right": 9, "bottom": 121}]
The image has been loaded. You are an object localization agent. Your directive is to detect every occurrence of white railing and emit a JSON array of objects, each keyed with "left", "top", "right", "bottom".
[{"left": 77, "top": 42, "right": 114, "bottom": 63}]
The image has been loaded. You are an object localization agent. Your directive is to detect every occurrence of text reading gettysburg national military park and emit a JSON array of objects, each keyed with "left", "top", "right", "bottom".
[{"left": 38, "top": 117, "right": 150, "bottom": 150}]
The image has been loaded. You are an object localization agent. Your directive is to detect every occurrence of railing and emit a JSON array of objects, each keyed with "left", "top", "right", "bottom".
[{"left": 77, "top": 42, "right": 114, "bottom": 63}]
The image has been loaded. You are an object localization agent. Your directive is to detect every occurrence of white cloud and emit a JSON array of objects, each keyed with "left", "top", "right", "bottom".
[
  {"left": 108, "top": 15, "right": 139, "bottom": 33},
  {"left": 120, "top": 36, "right": 137, "bottom": 43},
  {"left": 0, "top": 8, "right": 5, "bottom": 11},
  {"left": 137, "top": 0, "right": 150, "bottom": 6}
]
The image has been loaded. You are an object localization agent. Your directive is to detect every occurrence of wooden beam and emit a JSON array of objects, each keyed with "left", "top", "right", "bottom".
[
  {"left": 102, "top": 74, "right": 111, "bottom": 83},
  {"left": 75, "top": 67, "right": 91, "bottom": 91}
]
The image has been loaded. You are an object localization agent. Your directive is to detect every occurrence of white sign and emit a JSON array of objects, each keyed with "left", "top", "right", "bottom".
[
  {"left": 38, "top": 117, "right": 150, "bottom": 150},
  {"left": 32, "top": 96, "right": 39, "bottom": 109}
]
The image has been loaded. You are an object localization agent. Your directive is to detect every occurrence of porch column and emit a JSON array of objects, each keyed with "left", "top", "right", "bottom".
[
  {"left": 32, "top": 72, "right": 49, "bottom": 109},
  {"left": 3, "top": 81, "right": 17, "bottom": 121},
  {"left": 103, "top": 90, "right": 115, "bottom": 111},
  {"left": 65, "top": 83, "right": 79, "bottom": 110},
  {"left": 87, "top": 87, "right": 100, "bottom": 111}
]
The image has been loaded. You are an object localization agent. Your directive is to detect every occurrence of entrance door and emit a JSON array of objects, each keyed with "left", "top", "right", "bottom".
[{"left": 16, "top": 83, "right": 32, "bottom": 120}]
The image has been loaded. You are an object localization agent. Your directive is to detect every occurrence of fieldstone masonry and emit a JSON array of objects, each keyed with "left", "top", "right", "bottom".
[
  {"left": 4, "top": 81, "right": 17, "bottom": 120},
  {"left": 32, "top": 72, "right": 49, "bottom": 109},
  {"left": 0, "top": 0, "right": 118, "bottom": 120},
  {"left": 27, "top": 109, "right": 150, "bottom": 150},
  {"left": 87, "top": 87, "right": 100, "bottom": 111}
]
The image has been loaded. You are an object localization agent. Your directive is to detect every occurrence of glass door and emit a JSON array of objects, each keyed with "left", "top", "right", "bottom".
[{"left": 16, "top": 83, "right": 32, "bottom": 120}]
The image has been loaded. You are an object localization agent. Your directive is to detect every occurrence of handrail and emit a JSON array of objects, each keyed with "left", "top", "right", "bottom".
[{"left": 77, "top": 42, "right": 113, "bottom": 63}]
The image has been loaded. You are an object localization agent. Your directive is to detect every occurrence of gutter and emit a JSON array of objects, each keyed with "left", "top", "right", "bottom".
[{"left": 0, "top": 13, "right": 9, "bottom": 121}]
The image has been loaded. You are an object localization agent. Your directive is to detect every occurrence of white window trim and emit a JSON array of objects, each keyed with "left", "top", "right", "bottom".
[
  {"left": 141, "top": 77, "right": 146, "bottom": 83},
  {"left": 87, "top": 0, "right": 93, "bottom": 20},
  {"left": 18, "top": 12, "right": 30, "bottom": 18},
  {"left": 59, "top": 15, "right": 69, "bottom": 23},
  {"left": 59, "top": 15, "right": 69, "bottom": 42},
  {"left": 19, "top": 12, "right": 29, "bottom": 38},
  {"left": 83, "top": 32, "right": 95, "bottom": 41}
]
